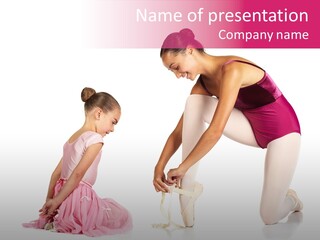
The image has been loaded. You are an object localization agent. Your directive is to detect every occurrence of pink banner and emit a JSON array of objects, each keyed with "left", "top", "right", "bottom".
[{"left": 82, "top": 0, "right": 319, "bottom": 48}]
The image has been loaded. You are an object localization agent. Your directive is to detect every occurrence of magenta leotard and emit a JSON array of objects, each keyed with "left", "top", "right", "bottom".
[{"left": 200, "top": 60, "right": 301, "bottom": 148}]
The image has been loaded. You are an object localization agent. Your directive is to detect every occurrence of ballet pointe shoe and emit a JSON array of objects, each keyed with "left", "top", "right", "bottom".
[
  {"left": 171, "top": 182, "right": 203, "bottom": 227},
  {"left": 153, "top": 183, "right": 203, "bottom": 229},
  {"left": 286, "top": 189, "right": 303, "bottom": 212}
]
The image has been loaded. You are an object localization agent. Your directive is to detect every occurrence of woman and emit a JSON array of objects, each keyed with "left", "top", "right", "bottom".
[{"left": 153, "top": 28, "right": 302, "bottom": 227}]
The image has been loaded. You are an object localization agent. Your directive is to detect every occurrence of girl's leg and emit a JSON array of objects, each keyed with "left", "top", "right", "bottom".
[
  {"left": 180, "top": 95, "right": 259, "bottom": 227},
  {"left": 260, "top": 132, "right": 302, "bottom": 225}
]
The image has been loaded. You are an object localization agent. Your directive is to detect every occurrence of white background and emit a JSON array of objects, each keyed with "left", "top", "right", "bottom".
[{"left": 0, "top": 1, "right": 319, "bottom": 239}]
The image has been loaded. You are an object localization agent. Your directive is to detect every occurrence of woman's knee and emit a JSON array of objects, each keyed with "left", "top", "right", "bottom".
[
  {"left": 185, "top": 94, "right": 206, "bottom": 106},
  {"left": 185, "top": 94, "right": 217, "bottom": 113}
]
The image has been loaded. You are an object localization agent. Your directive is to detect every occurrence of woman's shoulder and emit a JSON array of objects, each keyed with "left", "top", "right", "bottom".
[
  {"left": 217, "top": 55, "right": 251, "bottom": 65},
  {"left": 219, "top": 56, "right": 257, "bottom": 75}
]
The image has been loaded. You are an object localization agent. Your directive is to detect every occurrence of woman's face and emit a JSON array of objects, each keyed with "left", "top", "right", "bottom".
[{"left": 162, "top": 49, "right": 199, "bottom": 80}]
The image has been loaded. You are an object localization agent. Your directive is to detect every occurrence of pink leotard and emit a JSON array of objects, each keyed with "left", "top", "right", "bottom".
[
  {"left": 199, "top": 60, "right": 301, "bottom": 148},
  {"left": 22, "top": 131, "right": 132, "bottom": 236}
]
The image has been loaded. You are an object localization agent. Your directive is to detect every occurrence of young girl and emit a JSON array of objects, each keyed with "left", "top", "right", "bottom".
[{"left": 23, "top": 87, "right": 132, "bottom": 237}]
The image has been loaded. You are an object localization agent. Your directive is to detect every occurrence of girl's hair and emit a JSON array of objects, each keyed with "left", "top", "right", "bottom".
[
  {"left": 160, "top": 28, "right": 204, "bottom": 57},
  {"left": 81, "top": 87, "right": 120, "bottom": 113}
]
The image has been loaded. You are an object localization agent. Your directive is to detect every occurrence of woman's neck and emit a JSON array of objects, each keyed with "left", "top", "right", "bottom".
[{"left": 198, "top": 53, "right": 219, "bottom": 78}]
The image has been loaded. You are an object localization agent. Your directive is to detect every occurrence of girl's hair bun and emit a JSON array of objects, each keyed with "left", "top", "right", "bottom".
[
  {"left": 81, "top": 87, "right": 120, "bottom": 113},
  {"left": 81, "top": 87, "right": 96, "bottom": 102}
]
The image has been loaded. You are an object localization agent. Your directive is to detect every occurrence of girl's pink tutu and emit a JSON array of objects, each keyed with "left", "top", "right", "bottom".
[{"left": 23, "top": 179, "right": 132, "bottom": 237}]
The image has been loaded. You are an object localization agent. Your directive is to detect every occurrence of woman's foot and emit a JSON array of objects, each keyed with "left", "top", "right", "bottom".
[
  {"left": 286, "top": 189, "right": 303, "bottom": 212},
  {"left": 176, "top": 182, "right": 203, "bottom": 227}
]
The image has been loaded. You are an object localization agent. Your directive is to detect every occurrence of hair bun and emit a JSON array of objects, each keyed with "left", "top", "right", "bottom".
[
  {"left": 81, "top": 87, "right": 96, "bottom": 102},
  {"left": 160, "top": 28, "right": 204, "bottom": 56},
  {"left": 179, "top": 28, "right": 195, "bottom": 40}
]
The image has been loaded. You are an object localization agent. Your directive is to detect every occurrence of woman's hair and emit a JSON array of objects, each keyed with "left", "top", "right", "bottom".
[
  {"left": 160, "top": 28, "right": 204, "bottom": 57},
  {"left": 81, "top": 87, "right": 120, "bottom": 113}
]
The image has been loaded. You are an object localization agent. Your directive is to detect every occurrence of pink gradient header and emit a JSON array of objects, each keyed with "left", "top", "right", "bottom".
[{"left": 82, "top": 0, "right": 320, "bottom": 48}]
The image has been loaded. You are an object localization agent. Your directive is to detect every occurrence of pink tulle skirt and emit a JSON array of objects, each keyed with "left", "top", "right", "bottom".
[{"left": 23, "top": 179, "right": 132, "bottom": 237}]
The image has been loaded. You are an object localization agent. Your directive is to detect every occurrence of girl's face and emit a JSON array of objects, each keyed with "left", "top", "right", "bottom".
[
  {"left": 97, "top": 108, "right": 121, "bottom": 137},
  {"left": 162, "top": 49, "right": 199, "bottom": 80}
]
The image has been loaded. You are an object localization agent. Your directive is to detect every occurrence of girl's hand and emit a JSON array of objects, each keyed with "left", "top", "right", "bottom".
[
  {"left": 39, "top": 198, "right": 59, "bottom": 219},
  {"left": 167, "top": 166, "right": 187, "bottom": 186},
  {"left": 153, "top": 169, "right": 171, "bottom": 193}
]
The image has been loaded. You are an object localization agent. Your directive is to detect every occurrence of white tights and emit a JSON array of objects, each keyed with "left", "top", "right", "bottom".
[{"left": 181, "top": 94, "right": 301, "bottom": 226}]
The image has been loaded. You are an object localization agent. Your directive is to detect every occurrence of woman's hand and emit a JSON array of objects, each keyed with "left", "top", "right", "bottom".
[
  {"left": 153, "top": 168, "right": 171, "bottom": 193},
  {"left": 167, "top": 166, "right": 187, "bottom": 186}
]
